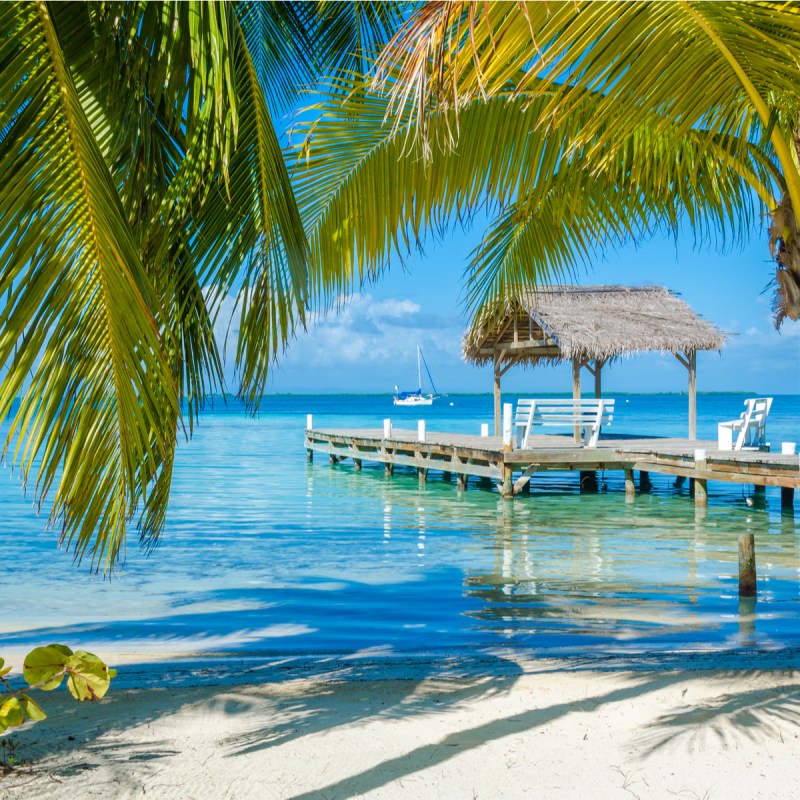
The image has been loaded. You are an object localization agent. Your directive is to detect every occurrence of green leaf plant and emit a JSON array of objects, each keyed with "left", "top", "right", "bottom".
[{"left": 0, "top": 646, "right": 116, "bottom": 762}]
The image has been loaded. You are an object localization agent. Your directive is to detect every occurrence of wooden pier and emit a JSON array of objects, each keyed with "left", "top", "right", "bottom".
[
  {"left": 305, "top": 424, "right": 798, "bottom": 597},
  {"left": 304, "top": 426, "right": 799, "bottom": 505}
]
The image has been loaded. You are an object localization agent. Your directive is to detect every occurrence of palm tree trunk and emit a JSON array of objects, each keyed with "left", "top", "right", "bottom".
[{"left": 770, "top": 127, "right": 800, "bottom": 326}]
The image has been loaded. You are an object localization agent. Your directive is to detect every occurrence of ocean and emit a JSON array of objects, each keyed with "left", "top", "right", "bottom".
[{"left": 1, "top": 393, "right": 799, "bottom": 658}]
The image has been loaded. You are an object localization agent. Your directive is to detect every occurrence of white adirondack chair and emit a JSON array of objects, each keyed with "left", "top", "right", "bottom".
[{"left": 717, "top": 397, "right": 773, "bottom": 451}]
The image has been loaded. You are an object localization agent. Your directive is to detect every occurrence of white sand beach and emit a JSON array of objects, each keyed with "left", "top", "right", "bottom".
[{"left": 3, "top": 651, "right": 800, "bottom": 799}]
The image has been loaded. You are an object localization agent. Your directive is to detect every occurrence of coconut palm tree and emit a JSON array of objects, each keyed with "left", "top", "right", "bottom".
[
  {"left": 294, "top": 1, "right": 800, "bottom": 326},
  {"left": 0, "top": 0, "right": 405, "bottom": 570}
]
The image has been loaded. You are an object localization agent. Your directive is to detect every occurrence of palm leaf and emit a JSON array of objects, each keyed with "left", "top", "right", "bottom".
[
  {"left": 293, "top": 76, "right": 778, "bottom": 314},
  {"left": 0, "top": 2, "right": 178, "bottom": 570},
  {"left": 375, "top": 1, "right": 800, "bottom": 214}
]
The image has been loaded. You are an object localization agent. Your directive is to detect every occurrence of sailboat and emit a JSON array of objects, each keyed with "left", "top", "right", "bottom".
[{"left": 393, "top": 345, "right": 439, "bottom": 406}]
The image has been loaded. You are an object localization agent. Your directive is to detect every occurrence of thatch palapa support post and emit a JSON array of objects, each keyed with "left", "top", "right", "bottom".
[
  {"left": 572, "top": 357, "right": 582, "bottom": 444},
  {"left": 675, "top": 349, "right": 698, "bottom": 439},
  {"left": 493, "top": 350, "right": 515, "bottom": 435},
  {"left": 493, "top": 352, "right": 502, "bottom": 436}
]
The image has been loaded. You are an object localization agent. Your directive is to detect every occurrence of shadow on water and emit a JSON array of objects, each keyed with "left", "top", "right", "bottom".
[{"left": 4, "top": 461, "right": 798, "bottom": 656}]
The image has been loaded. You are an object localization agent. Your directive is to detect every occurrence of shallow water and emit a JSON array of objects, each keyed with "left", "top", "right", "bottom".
[{"left": 1, "top": 394, "right": 799, "bottom": 657}]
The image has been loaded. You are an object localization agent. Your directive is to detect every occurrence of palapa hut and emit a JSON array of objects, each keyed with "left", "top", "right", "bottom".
[{"left": 463, "top": 285, "right": 726, "bottom": 438}]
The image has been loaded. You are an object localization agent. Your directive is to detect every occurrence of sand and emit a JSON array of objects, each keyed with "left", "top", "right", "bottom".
[{"left": 2, "top": 650, "right": 800, "bottom": 799}]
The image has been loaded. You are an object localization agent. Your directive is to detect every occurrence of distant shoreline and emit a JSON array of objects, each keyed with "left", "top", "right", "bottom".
[{"left": 195, "top": 390, "right": 800, "bottom": 399}]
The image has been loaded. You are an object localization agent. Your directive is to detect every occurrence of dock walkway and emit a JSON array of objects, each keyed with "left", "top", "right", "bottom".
[{"left": 305, "top": 427, "right": 799, "bottom": 506}]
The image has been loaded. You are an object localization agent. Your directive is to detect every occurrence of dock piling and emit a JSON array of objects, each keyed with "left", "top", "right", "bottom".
[
  {"left": 624, "top": 469, "right": 636, "bottom": 501},
  {"left": 782, "top": 487, "right": 795, "bottom": 509},
  {"left": 501, "top": 464, "right": 513, "bottom": 498},
  {"left": 694, "top": 478, "right": 708, "bottom": 507},
  {"left": 738, "top": 534, "right": 757, "bottom": 597}
]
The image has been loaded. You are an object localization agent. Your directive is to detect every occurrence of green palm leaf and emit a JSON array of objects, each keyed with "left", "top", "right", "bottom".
[
  {"left": 374, "top": 1, "right": 800, "bottom": 321},
  {"left": 0, "top": 2, "right": 178, "bottom": 570},
  {"left": 294, "top": 76, "right": 778, "bottom": 314}
]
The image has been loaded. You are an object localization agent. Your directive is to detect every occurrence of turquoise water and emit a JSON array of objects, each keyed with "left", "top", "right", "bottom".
[{"left": 1, "top": 393, "right": 799, "bottom": 657}]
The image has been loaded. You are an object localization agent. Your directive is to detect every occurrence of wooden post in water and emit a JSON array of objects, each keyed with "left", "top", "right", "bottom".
[
  {"left": 782, "top": 487, "right": 795, "bottom": 509},
  {"left": 694, "top": 478, "right": 708, "bottom": 507},
  {"left": 306, "top": 414, "right": 313, "bottom": 462},
  {"left": 353, "top": 458, "right": 362, "bottom": 471},
  {"left": 639, "top": 470, "right": 651, "bottom": 492},
  {"left": 738, "top": 533, "right": 757, "bottom": 597},
  {"left": 501, "top": 464, "right": 513, "bottom": 499},
  {"left": 624, "top": 469, "right": 636, "bottom": 501}
]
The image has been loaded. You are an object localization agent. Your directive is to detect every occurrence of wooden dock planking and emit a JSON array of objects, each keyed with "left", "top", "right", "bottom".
[{"left": 305, "top": 427, "right": 800, "bottom": 496}]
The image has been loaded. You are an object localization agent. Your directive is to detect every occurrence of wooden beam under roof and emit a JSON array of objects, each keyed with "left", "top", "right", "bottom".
[{"left": 479, "top": 343, "right": 562, "bottom": 357}]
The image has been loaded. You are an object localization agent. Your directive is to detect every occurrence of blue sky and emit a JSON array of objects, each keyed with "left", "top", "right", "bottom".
[{"left": 220, "top": 217, "right": 800, "bottom": 396}]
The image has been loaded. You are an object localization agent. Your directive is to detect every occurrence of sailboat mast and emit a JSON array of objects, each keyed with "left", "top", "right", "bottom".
[{"left": 417, "top": 345, "right": 422, "bottom": 390}]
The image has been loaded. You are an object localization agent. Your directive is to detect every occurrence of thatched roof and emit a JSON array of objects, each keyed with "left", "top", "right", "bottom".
[{"left": 464, "top": 285, "right": 726, "bottom": 366}]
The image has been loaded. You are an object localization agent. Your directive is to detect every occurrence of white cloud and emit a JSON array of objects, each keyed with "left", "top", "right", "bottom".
[{"left": 283, "top": 293, "right": 463, "bottom": 371}]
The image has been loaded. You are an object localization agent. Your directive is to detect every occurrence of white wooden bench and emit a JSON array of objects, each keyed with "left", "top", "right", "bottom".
[
  {"left": 717, "top": 397, "right": 773, "bottom": 450},
  {"left": 515, "top": 398, "right": 615, "bottom": 449}
]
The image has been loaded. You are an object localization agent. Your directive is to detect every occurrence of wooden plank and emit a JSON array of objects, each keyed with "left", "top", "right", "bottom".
[
  {"left": 306, "top": 428, "right": 799, "bottom": 491},
  {"left": 306, "top": 442, "right": 503, "bottom": 480},
  {"left": 513, "top": 465, "right": 537, "bottom": 495}
]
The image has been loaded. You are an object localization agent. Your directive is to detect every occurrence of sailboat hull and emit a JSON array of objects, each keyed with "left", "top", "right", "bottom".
[{"left": 393, "top": 394, "right": 434, "bottom": 406}]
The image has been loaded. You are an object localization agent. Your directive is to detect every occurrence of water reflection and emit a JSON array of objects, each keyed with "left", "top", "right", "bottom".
[
  {"left": 360, "top": 464, "right": 800, "bottom": 651},
  {"left": 2, "top": 405, "right": 799, "bottom": 655}
]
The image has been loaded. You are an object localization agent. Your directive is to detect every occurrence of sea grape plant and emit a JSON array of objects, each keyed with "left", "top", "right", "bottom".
[{"left": 0, "top": 646, "right": 115, "bottom": 735}]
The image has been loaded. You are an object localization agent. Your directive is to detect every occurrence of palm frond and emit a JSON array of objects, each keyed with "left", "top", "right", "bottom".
[
  {"left": 463, "top": 127, "right": 774, "bottom": 313},
  {"left": 0, "top": 2, "right": 178, "bottom": 570},
  {"left": 374, "top": 1, "right": 800, "bottom": 208},
  {"left": 190, "top": 13, "right": 309, "bottom": 407},
  {"left": 293, "top": 75, "right": 778, "bottom": 313}
]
